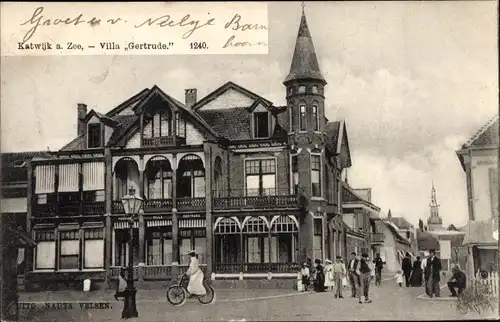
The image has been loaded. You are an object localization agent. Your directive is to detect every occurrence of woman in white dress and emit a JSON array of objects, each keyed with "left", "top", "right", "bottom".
[
  {"left": 186, "top": 250, "right": 206, "bottom": 296},
  {"left": 323, "top": 259, "right": 335, "bottom": 290}
]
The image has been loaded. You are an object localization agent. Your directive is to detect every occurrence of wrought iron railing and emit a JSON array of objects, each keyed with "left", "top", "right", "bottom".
[
  {"left": 110, "top": 266, "right": 139, "bottom": 280},
  {"left": 143, "top": 199, "right": 173, "bottom": 212},
  {"left": 213, "top": 189, "right": 303, "bottom": 210},
  {"left": 177, "top": 197, "right": 206, "bottom": 211},
  {"left": 143, "top": 265, "right": 172, "bottom": 280},
  {"left": 271, "top": 262, "right": 300, "bottom": 273},
  {"left": 243, "top": 263, "right": 269, "bottom": 273},
  {"left": 142, "top": 136, "right": 175, "bottom": 147},
  {"left": 215, "top": 263, "right": 241, "bottom": 274}
]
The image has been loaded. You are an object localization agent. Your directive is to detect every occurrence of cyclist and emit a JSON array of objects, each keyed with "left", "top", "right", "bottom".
[{"left": 185, "top": 250, "right": 206, "bottom": 297}]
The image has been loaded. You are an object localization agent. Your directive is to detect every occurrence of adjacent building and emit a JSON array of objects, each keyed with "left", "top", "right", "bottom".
[
  {"left": 17, "top": 9, "right": 359, "bottom": 289},
  {"left": 456, "top": 114, "right": 499, "bottom": 276}
]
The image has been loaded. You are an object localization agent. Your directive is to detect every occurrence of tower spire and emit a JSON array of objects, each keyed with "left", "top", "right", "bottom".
[{"left": 283, "top": 6, "right": 326, "bottom": 85}]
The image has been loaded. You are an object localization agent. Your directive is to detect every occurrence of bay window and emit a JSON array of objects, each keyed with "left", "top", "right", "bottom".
[
  {"left": 59, "top": 230, "right": 79, "bottom": 270},
  {"left": 245, "top": 159, "right": 276, "bottom": 196},
  {"left": 84, "top": 228, "right": 104, "bottom": 269},
  {"left": 35, "top": 229, "right": 55, "bottom": 270},
  {"left": 311, "top": 155, "right": 322, "bottom": 197}
]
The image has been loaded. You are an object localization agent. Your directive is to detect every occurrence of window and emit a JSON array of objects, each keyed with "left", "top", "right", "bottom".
[
  {"left": 312, "top": 103, "right": 319, "bottom": 131},
  {"left": 245, "top": 159, "right": 276, "bottom": 196},
  {"left": 271, "top": 216, "right": 299, "bottom": 263},
  {"left": 214, "top": 218, "right": 240, "bottom": 265},
  {"left": 291, "top": 155, "right": 299, "bottom": 194},
  {"left": 299, "top": 104, "right": 307, "bottom": 131},
  {"left": 146, "top": 161, "right": 172, "bottom": 199},
  {"left": 35, "top": 230, "right": 55, "bottom": 270},
  {"left": 179, "top": 228, "right": 206, "bottom": 264},
  {"left": 178, "top": 155, "right": 205, "bottom": 198},
  {"left": 311, "top": 155, "right": 322, "bottom": 197},
  {"left": 289, "top": 105, "right": 295, "bottom": 132},
  {"left": 312, "top": 85, "right": 319, "bottom": 94},
  {"left": 144, "top": 111, "right": 170, "bottom": 138},
  {"left": 84, "top": 228, "right": 104, "bottom": 269},
  {"left": 253, "top": 112, "right": 269, "bottom": 138},
  {"left": 87, "top": 123, "right": 101, "bottom": 148},
  {"left": 288, "top": 86, "right": 293, "bottom": 95},
  {"left": 146, "top": 229, "right": 172, "bottom": 266},
  {"left": 59, "top": 230, "right": 79, "bottom": 270},
  {"left": 176, "top": 113, "right": 186, "bottom": 137},
  {"left": 298, "top": 86, "right": 306, "bottom": 93},
  {"left": 114, "top": 229, "right": 139, "bottom": 266},
  {"left": 242, "top": 217, "right": 269, "bottom": 263}
]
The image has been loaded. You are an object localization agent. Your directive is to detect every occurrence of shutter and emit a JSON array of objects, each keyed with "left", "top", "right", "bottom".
[
  {"left": 35, "top": 165, "right": 56, "bottom": 193},
  {"left": 83, "top": 162, "right": 105, "bottom": 191},
  {"left": 58, "top": 164, "right": 80, "bottom": 192}
]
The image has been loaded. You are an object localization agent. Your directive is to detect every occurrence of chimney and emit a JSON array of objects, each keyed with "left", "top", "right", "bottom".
[
  {"left": 185, "top": 89, "right": 197, "bottom": 108},
  {"left": 77, "top": 103, "right": 87, "bottom": 137}
]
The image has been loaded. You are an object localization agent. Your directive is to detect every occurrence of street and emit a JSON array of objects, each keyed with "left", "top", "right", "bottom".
[{"left": 18, "top": 278, "right": 498, "bottom": 321}]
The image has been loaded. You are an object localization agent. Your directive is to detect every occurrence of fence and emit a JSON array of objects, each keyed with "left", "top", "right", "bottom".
[{"left": 468, "top": 271, "right": 499, "bottom": 298}]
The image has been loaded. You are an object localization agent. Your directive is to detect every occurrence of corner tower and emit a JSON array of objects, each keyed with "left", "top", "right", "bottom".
[{"left": 285, "top": 6, "right": 328, "bottom": 263}]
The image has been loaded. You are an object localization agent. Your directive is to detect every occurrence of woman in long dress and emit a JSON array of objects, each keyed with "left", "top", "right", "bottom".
[
  {"left": 186, "top": 250, "right": 206, "bottom": 296},
  {"left": 410, "top": 256, "right": 423, "bottom": 287},
  {"left": 323, "top": 259, "right": 335, "bottom": 291},
  {"left": 314, "top": 259, "right": 326, "bottom": 292}
]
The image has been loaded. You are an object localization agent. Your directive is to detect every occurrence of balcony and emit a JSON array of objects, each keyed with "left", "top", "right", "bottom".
[
  {"left": 177, "top": 197, "right": 206, "bottom": 211},
  {"left": 142, "top": 135, "right": 186, "bottom": 147},
  {"left": 213, "top": 189, "right": 303, "bottom": 211},
  {"left": 34, "top": 199, "right": 104, "bottom": 217},
  {"left": 370, "top": 232, "right": 384, "bottom": 244},
  {"left": 214, "top": 263, "right": 299, "bottom": 273}
]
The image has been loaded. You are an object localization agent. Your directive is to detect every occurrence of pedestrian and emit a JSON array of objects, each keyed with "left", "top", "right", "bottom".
[
  {"left": 394, "top": 270, "right": 404, "bottom": 287},
  {"left": 313, "top": 259, "right": 326, "bottom": 292},
  {"left": 355, "top": 253, "right": 373, "bottom": 304},
  {"left": 300, "top": 262, "right": 310, "bottom": 292},
  {"left": 447, "top": 264, "right": 466, "bottom": 297},
  {"left": 332, "top": 256, "right": 346, "bottom": 299},
  {"left": 114, "top": 267, "right": 127, "bottom": 301},
  {"left": 324, "top": 259, "right": 335, "bottom": 291},
  {"left": 401, "top": 252, "right": 412, "bottom": 287},
  {"left": 186, "top": 250, "right": 206, "bottom": 297},
  {"left": 423, "top": 249, "right": 442, "bottom": 298},
  {"left": 373, "top": 253, "right": 384, "bottom": 286},
  {"left": 347, "top": 252, "right": 360, "bottom": 298},
  {"left": 410, "top": 256, "right": 423, "bottom": 287}
]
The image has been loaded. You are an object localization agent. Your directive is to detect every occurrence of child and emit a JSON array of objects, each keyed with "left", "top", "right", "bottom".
[
  {"left": 300, "top": 262, "right": 310, "bottom": 292},
  {"left": 394, "top": 270, "right": 404, "bottom": 287}
]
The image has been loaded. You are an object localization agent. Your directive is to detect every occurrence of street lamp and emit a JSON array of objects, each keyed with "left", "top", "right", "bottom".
[{"left": 121, "top": 188, "right": 143, "bottom": 319}]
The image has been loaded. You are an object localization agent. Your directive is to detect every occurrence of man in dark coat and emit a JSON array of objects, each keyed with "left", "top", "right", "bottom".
[
  {"left": 401, "top": 252, "right": 412, "bottom": 287},
  {"left": 423, "top": 249, "right": 442, "bottom": 298},
  {"left": 347, "top": 252, "right": 360, "bottom": 297},
  {"left": 373, "top": 253, "right": 384, "bottom": 286},
  {"left": 447, "top": 264, "right": 466, "bottom": 297}
]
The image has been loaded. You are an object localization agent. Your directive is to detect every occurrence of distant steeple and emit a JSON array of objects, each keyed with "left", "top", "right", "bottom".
[
  {"left": 388, "top": 209, "right": 392, "bottom": 220},
  {"left": 283, "top": 5, "right": 326, "bottom": 85},
  {"left": 427, "top": 181, "right": 443, "bottom": 231}
]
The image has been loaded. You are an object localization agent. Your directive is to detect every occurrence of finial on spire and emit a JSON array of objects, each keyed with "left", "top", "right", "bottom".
[{"left": 301, "top": 2, "right": 305, "bottom": 12}]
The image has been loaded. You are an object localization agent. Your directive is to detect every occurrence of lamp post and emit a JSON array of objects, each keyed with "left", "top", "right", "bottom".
[{"left": 121, "top": 188, "right": 143, "bottom": 319}]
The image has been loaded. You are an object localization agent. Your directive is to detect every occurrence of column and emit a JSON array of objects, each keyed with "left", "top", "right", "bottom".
[
  {"left": 104, "top": 148, "right": 113, "bottom": 287},
  {"left": 25, "top": 162, "right": 34, "bottom": 291},
  {"left": 328, "top": 220, "right": 334, "bottom": 260},
  {"left": 204, "top": 145, "right": 213, "bottom": 277},
  {"left": 268, "top": 214, "right": 272, "bottom": 274},
  {"left": 171, "top": 154, "right": 179, "bottom": 280},
  {"left": 138, "top": 210, "right": 145, "bottom": 282}
]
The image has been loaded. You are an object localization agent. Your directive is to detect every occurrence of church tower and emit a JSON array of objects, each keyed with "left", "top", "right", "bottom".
[
  {"left": 427, "top": 182, "right": 443, "bottom": 231},
  {"left": 285, "top": 6, "right": 328, "bottom": 263}
]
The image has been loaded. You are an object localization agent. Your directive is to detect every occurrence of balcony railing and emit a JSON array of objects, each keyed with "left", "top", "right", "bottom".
[
  {"left": 110, "top": 266, "right": 139, "bottom": 280},
  {"left": 112, "top": 199, "right": 174, "bottom": 213},
  {"left": 371, "top": 232, "right": 384, "bottom": 244},
  {"left": 144, "top": 265, "right": 172, "bottom": 280},
  {"left": 271, "top": 262, "right": 300, "bottom": 273},
  {"left": 142, "top": 136, "right": 186, "bottom": 147},
  {"left": 34, "top": 201, "right": 105, "bottom": 216},
  {"left": 215, "top": 263, "right": 241, "bottom": 274},
  {"left": 177, "top": 197, "right": 206, "bottom": 211},
  {"left": 213, "top": 189, "right": 302, "bottom": 211}
]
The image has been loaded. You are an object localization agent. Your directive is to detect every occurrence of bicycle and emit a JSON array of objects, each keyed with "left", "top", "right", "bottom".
[{"left": 166, "top": 273, "right": 216, "bottom": 306}]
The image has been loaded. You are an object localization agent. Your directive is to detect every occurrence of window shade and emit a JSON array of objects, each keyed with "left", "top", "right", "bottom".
[
  {"left": 35, "top": 241, "right": 55, "bottom": 269},
  {"left": 84, "top": 239, "right": 104, "bottom": 268},
  {"left": 35, "top": 165, "right": 56, "bottom": 194},
  {"left": 83, "top": 162, "right": 105, "bottom": 191},
  {"left": 58, "top": 164, "right": 80, "bottom": 192}
]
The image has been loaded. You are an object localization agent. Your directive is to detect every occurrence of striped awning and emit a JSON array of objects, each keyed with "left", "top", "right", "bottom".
[
  {"left": 179, "top": 219, "right": 206, "bottom": 228},
  {"left": 147, "top": 219, "right": 172, "bottom": 227},
  {"left": 114, "top": 221, "right": 138, "bottom": 229},
  {"left": 35, "top": 165, "right": 56, "bottom": 193}
]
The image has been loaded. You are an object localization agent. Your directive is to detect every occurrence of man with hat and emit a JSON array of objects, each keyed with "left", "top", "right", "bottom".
[
  {"left": 355, "top": 253, "right": 373, "bottom": 303},
  {"left": 185, "top": 250, "right": 206, "bottom": 296}
]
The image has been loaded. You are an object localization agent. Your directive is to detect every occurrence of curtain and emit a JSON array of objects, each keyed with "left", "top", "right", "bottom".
[
  {"left": 35, "top": 241, "right": 55, "bottom": 269},
  {"left": 270, "top": 236, "right": 277, "bottom": 263},
  {"left": 58, "top": 164, "right": 79, "bottom": 192},
  {"left": 180, "top": 238, "right": 191, "bottom": 264},
  {"left": 83, "top": 162, "right": 105, "bottom": 191},
  {"left": 246, "top": 176, "right": 259, "bottom": 196},
  {"left": 84, "top": 239, "right": 104, "bottom": 268},
  {"left": 163, "top": 239, "right": 172, "bottom": 265},
  {"left": 35, "top": 165, "right": 56, "bottom": 194},
  {"left": 262, "top": 174, "right": 275, "bottom": 195}
]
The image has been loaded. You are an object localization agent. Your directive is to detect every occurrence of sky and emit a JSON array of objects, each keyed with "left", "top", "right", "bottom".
[{"left": 1, "top": 1, "right": 498, "bottom": 228}]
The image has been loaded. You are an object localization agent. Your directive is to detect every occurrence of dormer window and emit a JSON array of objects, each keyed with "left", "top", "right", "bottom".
[
  {"left": 88, "top": 123, "right": 102, "bottom": 148},
  {"left": 298, "top": 86, "right": 306, "bottom": 93},
  {"left": 253, "top": 112, "right": 269, "bottom": 138}
]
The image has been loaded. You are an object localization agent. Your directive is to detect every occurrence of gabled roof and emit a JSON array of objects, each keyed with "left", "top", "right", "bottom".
[
  {"left": 192, "top": 81, "right": 272, "bottom": 111},
  {"left": 464, "top": 114, "right": 499, "bottom": 147},
  {"left": 83, "top": 109, "right": 119, "bottom": 127},
  {"left": 284, "top": 9, "right": 326, "bottom": 84},
  {"left": 107, "top": 115, "right": 140, "bottom": 147},
  {"left": 388, "top": 217, "right": 413, "bottom": 230},
  {"left": 325, "top": 120, "right": 352, "bottom": 168},
  {"left": 105, "top": 88, "right": 150, "bottom": 117},
  {"left": 383, "top": 221, "right": 411, "bottom": 245}
]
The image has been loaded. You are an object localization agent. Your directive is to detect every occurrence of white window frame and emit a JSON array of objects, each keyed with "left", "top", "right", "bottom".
[
  {"left": 252, "top": 111, "right": 271, "bottom": 139},
  {"left": 243, "top": 157, "right": 278, "bottom": 196}
]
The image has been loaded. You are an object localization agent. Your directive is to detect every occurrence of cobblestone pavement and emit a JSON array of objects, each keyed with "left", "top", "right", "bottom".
[{"left": 18, "top": 278, "right": 498, "bottom": 321}]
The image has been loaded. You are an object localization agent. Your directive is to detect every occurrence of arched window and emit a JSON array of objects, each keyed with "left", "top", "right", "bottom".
[
  {"left": 214, "top": 218, "right": 241, "bottom": 267},
  {"left": 114, "top": 158, "right": 139, "bottom": 200},
  {"left": 178, "top": 154, "right": 205, "bottom": 198},
  {"left": 299, "top": 102, "right": 307, "bottom": 131},
  {"left": 213, "top": 156, "right": 224, "bottom": 197},
  {"left": 145, "top": 157, "right": 172, "bottom": 199}
]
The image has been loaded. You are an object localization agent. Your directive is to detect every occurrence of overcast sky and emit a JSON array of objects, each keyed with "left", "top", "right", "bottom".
[{"left": 1, "top": 1, "right": 498, "bottom": 227}]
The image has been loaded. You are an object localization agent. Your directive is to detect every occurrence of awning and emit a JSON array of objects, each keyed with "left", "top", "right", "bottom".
[
  {"left": 114, "top": 221, "right": 138, "bottom": 229},
  {"left": 83, "top": 162, "right": 105, "bottom": 191},
  {"left": 179, "top": 219, "right": 206, "bottom": 228},
  {"left": 35, "top": 165, "right": 56, "bottom": 193},
  {"left": 147, "top": 219, "right": 172, "bottom": 227},
  {"left": 58, "top": 164, "right": 79, "bottom": 192}
]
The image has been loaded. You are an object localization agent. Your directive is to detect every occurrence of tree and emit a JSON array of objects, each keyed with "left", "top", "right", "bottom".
[{"left": 418, "top": 219, "right": 424, "bottom": 231}]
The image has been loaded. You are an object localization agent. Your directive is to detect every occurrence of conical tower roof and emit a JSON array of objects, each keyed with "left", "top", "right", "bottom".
[{"left": 284, "top": 8, "right": 326, "bottom": 85}]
